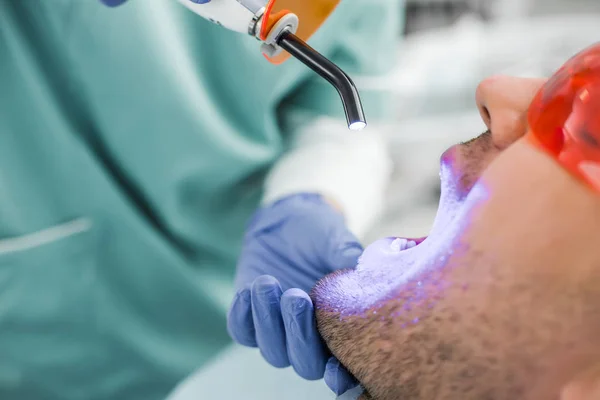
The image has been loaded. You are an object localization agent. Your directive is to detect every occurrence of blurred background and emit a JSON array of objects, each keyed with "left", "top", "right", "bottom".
[{"left": 363, "top": 0, "right": 600, "bottom": 244}]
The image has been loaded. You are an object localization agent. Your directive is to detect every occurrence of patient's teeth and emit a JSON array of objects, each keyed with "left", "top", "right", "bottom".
[
  {"left": 390, "top": 238, "right": 408, "bottom": 252},
  {"left": 390, "top": 238, "right": 419, "bottom": 252}
]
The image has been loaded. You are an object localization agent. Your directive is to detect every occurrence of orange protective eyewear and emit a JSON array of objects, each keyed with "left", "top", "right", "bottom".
[{"left": 527, "top": 42, "right": 600, "bottom": 191}]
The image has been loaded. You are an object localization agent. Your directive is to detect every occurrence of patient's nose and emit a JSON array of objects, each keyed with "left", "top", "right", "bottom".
[{"left": 476, "top": 76, "right": 547, "bottom": 149}]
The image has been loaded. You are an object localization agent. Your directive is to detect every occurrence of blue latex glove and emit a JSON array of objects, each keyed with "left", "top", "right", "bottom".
[
  {"left": 99, "top": 0, "right": 128, "bottom": 6},
  {"left": 99, "top": 0, "right": 211, "bottom": 5},
  {"left": 228, "top": 193, "right": 361, "bottom": 395}
]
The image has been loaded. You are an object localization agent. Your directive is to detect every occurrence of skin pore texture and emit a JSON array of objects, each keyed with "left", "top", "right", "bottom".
[{"left": 312, "top": 76, "right": 600, "bottom": 400}]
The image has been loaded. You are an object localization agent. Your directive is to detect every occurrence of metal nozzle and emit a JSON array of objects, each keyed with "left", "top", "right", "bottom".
[{"left": 276, "top": 30, "right": 367, "bottom": 131}]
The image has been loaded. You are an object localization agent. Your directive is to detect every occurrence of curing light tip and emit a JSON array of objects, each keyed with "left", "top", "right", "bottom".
[
  {"left": 276, "top": 30, "right": 367, "bottom": 131},
  {"left": 349, "top": 121, "right": 367, "bottom": 131}
]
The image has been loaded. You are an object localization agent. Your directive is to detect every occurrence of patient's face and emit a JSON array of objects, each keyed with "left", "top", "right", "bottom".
[{"left": 313, "top": 76, "right": 600, "bottom": 400}]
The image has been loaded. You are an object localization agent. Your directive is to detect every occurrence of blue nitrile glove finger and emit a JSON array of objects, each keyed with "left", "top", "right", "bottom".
[
  {"left": 229, "top": 193, "right": 363, "bottom": 394},
  {"left": 325, "top": 356, "right": 359, "bottom": 396},
  {"left": 99, "top": 0, "right": 128, "bottom": 6},
  {"left": 281, "top": 288, "right": 328, "bottom": 380},
  {"left": 227, "top": 288, "right": 256, "bottom": 347},
  {"left": 251, "top": 276, "right": 289, "bottom": 368},
  {"left": 100, "top": 0, "right": 210, "bottom": 7},
  {"left": 337, "top": 385, "right": 366, "bottom": 400}
]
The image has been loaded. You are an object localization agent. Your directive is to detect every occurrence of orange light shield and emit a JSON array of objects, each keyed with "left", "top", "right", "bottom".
[
  {"left": 260, "top": 0, "right": 340, "bottom": 64},
  {"left": 527, "top": 43, "right": 600, "bottom": 191}
]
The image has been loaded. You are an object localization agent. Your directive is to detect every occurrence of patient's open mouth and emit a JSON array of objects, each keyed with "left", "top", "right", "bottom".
[
  {"left": 382, "top": 153, "right": 465, "bottom": 259},
  {"left": 328, "top": 139, "right": 492, "bottom": 314},
  {"left": 355, "top": 141, "right": 476, "bottom": 274}
]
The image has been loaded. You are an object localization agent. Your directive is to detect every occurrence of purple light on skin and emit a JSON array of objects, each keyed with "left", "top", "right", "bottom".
[{"left": 322, "top": 178, "right": 492, "bottom": 321}]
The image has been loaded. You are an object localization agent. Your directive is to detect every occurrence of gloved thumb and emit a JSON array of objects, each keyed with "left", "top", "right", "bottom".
[
  {"left": 326, "top": 240, "right": 363, "bottom": 272},
  {"left": 99, "top": 0, "right": 128, "bottom": 6},
  {"left": 561, "top": 364, "right": 600, "bottom": 400}
]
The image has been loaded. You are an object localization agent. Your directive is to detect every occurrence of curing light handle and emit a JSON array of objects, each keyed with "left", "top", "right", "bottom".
[{"left": 276, "top": 30, "right": 367, "bottom": 131}]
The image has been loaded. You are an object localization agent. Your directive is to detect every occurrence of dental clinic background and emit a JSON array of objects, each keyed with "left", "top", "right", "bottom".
[{"left": 2, "top": 0, "right": 600, "bottom": 400}]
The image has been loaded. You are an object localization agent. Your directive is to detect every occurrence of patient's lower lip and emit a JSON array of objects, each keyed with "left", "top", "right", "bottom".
[{"left": 358, "top": 236, "right": 424, "bottom": 268}]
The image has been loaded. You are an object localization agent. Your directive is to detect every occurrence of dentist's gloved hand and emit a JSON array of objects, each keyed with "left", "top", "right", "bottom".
[
  {"left": 228, "top": 193, "right": 361, "bottom": 395},
  {"left": 99, "top": 0, "right": 128, "bottom": 6}
]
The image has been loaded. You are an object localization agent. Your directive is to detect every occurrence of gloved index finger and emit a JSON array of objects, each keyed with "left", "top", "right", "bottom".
[
  {"left": 326, "top": 241, "right": 363, "bottom": 272},
  {"left": 227, "top": 288, "right": 257, "bottom": 347}
]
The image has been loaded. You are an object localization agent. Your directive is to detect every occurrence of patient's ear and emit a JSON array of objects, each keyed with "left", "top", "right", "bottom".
[{"left": 560, "top": 364, "right": 600, "bottom": 400}]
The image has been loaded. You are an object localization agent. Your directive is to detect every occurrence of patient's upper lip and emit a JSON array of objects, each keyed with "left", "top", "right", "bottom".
[{"left": 441, "top": 145, "right": 458, "bottom": 166}]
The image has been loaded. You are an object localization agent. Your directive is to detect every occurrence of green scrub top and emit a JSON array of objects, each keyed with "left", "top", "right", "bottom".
[{"left": 0, "top": 1, "right": 401, "bottom": 399}]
